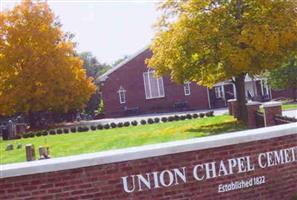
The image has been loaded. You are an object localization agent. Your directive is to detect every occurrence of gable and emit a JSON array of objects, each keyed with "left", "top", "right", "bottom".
[{"left": 97, "top": 46, "right": 150, "bottom": 83}]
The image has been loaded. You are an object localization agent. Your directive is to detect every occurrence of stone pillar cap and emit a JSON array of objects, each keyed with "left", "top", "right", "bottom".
[
  {"left": 261, "top": 101, "right": 282, "bottom": 108},
  {"left": 227, "top": 99, "right": 237, "bottom": 102},
  {"left": 246, "top": 101, "right": 262, "bottom": 106}
]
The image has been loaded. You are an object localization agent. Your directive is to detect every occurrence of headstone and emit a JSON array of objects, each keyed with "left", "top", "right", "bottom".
[
  {"left": 8, "top": 120, "right": 16, "bottom": 139},
  {"left": 25, "top": 144, "right": 36, "bottom": 161},
  {"left": 38, "top": 146, "right": 50, "bottom": 160},
  {"left": 5, "top": 144, "right": 13, "bottom": 151}
]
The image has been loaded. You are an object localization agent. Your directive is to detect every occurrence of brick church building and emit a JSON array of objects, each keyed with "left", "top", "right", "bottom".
[{"left": 97, "top": 47, "right": 293, "bottom": 118}]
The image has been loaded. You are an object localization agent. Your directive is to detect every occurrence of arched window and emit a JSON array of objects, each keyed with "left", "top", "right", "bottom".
[{"left": 118, "top": 86, "right": 126, "bottom": 104}]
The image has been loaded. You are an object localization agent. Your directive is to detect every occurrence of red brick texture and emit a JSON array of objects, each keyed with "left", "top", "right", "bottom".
[
  {"left": 264, "top": 105, "right": 282, "bottom": 127},
  {"left": 246, "top": 103, "right": 261, "bottom": 129},
  {"left": 1, "top": 134, "right": 297, "bottom": 200},
  {"left": 100, "top": 49, "right": 210, "bottom": 118}
]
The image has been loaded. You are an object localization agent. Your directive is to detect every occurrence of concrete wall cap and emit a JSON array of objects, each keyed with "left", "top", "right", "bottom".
[
  {"left": 227, "top": 99, "right": 237, "bottom": 102},
  {"left": 1, "top": 123, "right": 296, "bottom": 179},
  {"left": 262, "top": 101, "right": 282, "bottom": 108},
  {"left": 246, "top": 101, "right": 262, "bottom": 106}
]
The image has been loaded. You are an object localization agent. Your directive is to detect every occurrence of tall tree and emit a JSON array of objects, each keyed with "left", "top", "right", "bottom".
[
  {"left": 79, "top": 52, "right": 111, "bottom": 114},
  {"left": 79, "top": 52, "right": 111, "bottom": 78},
  {"left": 265, "top": 57, "right": 297, "bottom": 102},
  {"left": 147, "top": 0, "right": 297, "bottom": 122},
  {"left": 0, "top": 0, "right": 96, "bottom": 127},
  {"left": 112, "top": 55, "right": 129, "bottom": 67}
]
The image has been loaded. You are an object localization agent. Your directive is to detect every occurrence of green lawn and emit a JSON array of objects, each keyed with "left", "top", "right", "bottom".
[
  {"left": 0, "top": 115, "right": 246, "bottom": 165},
  {"left": 259, "top": 102, "right": 297, "bottom": 112},
  {"left": 282, "top": 103, "right": 297, "bottom": 111}
]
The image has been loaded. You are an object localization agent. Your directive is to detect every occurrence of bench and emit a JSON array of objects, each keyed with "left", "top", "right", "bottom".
[
  {"left": 124, "top": 107, "right": 139, "bottom": 116},
  {"left": 174, "top": 102, "right": 189, "bottom": 111}
]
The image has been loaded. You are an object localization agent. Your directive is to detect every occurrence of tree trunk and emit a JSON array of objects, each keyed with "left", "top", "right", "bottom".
[
  {"left": 27, "top": 111, "right": 38, "bottom": 130},
  {"left": 293, "top": 88, "right": 297, "bottom": 102},
  {"left": 234, "top": 73, "right": 248, "bottom": 122}
]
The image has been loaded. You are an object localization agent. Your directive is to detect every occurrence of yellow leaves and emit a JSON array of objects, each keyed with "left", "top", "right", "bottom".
[
  {"left": 148, "top": 0, "right": 297, "bottom": 88},
  {"left": 0, "top": 0, "right": 96, "bottom": 116}
]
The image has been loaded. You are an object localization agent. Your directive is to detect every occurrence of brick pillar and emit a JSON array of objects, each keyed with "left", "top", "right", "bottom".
[
  {"left": 246, "top": 101, "right": 261, "bottom": 129},
  {"left": 227, "top": 99, "right": 236, "bottom": 115},
  {"left": 262, "top": 101, "right": 282, "bottom": 127}
]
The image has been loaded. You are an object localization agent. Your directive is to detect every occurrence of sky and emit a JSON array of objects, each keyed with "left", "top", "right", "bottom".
[{"left": 1, "top": 0, "right": 161, "bottom": 64}]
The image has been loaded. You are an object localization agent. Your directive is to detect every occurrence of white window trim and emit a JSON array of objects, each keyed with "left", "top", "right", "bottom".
[
  {"left": 118, "top": 88, "right": 126, "bottom": 104},
  {"left": 143, "top": 71, "right": 165, "bottom": 99},
  {"left": 184, "top": 82, "right": 191, "bottom": 96},
  {"left": 215, "top": 86, "right": 223, "bottom": 98}
]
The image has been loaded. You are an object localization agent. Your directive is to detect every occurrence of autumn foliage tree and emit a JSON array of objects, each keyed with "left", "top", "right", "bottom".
[
  {"left": 0, "top": 0, "right": 96, "bottom": 127},
  {"left": 147, "top": 0, "right": 297, "bottom": 122}
]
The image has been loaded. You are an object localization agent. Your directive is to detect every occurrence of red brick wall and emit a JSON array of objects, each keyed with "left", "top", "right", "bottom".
[
  {"left": 271, "top": 89, "right": 295, "bottom": 100},
  {"left": 100, "top": 49, "right": 210, "bottom": 118},
  {"left": 1, "top": 134, "right": 297, "bottom": 200}
]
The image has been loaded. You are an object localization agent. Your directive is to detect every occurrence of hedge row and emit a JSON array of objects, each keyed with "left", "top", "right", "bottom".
[{"left": 21, "top": 111, "right": 214, "bottom": 138}]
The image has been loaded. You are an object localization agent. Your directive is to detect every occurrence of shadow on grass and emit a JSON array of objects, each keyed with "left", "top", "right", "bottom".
[{"left": 186, "top": 121, "right": 246, "bottom": 135}]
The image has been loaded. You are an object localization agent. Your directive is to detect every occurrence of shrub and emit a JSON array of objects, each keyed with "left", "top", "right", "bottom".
[
  {"left": 110, "top": 123, "right": 117, "bottom": 128},
  {"left": 199, "top": 113, "right": 205, "bottom": 118},
  {"left": 78, "top": 126, "right": 89, "bottom": 132},
  {"left": 49, "top": 130, "right": 56, "bottom": 135},
  {"left": 180, "top": 115, "right": 186, "bottom": 120},
  {"left": 42, "top": 131, "right": 49, "bottom": 136},
  {"left": 124, "top": 121, "right": 130, "bottom": 127},
  {"left": 70, "top": 127, "right": 77, "bottom": 133},
  {"left": 117, "top": 122, "right": 123, "bottom": 128},
  {"left": 36, "top": 132, "right": 42, "bottom": 137},
  {"left": 186, "top": 114, "right": 192, "bottom": 119},
  {"left": 154, "top": 118, "right": 160, "bottom": 123},
  {"left": 161, "top": 117, "right": 168, "bottom": 122},
  {"left": 168, "top": 116, "right": 174, "bottom": 122},
  {"left": 77, "top": 127, "right": 83, "bottom": 132},
  {"left": 206, "top": 110, "right": 214, "bottom": 117},
  {"left": 104, "top": 124, "right": 110, "bottom": 129},
  {"left": 192, "top": 113, "right": 198, "bottom": 118},
  {"left": 14, "top": 135, "right": 21, "bottom": 140},
  {"left": 22, "top": 132, "right": 30, "bottom": 138},
  {"left": 97, "top": 124, "right": 103, "bottom": 130},
  {"left": 29, "top": 132, "right": 35, "bottom": 137},
  {"left": 57, "top": 129, "right": 63, "bottom": 134},
  {"left": 140, "top": 119, "right": 147, "bottom": 125},
  {"left": 147, "top": 118, "right": 154, "bottom": 124},
  {"left": 63, "top": 128, "right": 69, "bottom": 134},
  {"left": 131, "top": 120, "right": 138, "bottom": 126},
  {"left": 90, "top": 126, "right": 97, "bottom": 131},
  {"left": 174, "top": 115, "right": 180, "bottom": 121}
]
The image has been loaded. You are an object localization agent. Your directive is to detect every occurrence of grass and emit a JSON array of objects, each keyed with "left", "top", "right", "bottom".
[
  {"left": 259, "top": 102, "right": 297, "bottom": 112},
  {"left": 282, "top": 103, "right": 297, "bottom": 111},
  {"left": 0, "top": 115, "right": 246, "bottom": 165}
]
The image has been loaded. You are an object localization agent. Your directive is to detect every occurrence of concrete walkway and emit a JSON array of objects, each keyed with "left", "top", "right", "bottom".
[
  {"left": 78, "top": 108, "right": 229, "bottom": 126},
  {"left": 69, "top": 108, "right": 296, "bottom": 127},
  {"left": 283, "top": 109, "right": 297, "bottom": 118}
]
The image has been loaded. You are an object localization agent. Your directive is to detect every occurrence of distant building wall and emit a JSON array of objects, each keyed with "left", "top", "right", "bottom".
[{"left": 100, "top": 49, "right": 209, "bottom": 117}]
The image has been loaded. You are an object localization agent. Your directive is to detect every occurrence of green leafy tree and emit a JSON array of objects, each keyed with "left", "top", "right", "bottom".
[
  {"left": 265, "top": 57, "right": 297, "bottom": 102},
  {"left": 147, "top": 0, "right": 297, "bottom": 122},
  {"left": 79, "top": 52, "right": 111, "bottom": 114},
  {"left": 79, "top": 52, "right": 111, "bottom": 78},
  {"left": 112, "top": 55, "right": 129, "bottom": 67}
]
